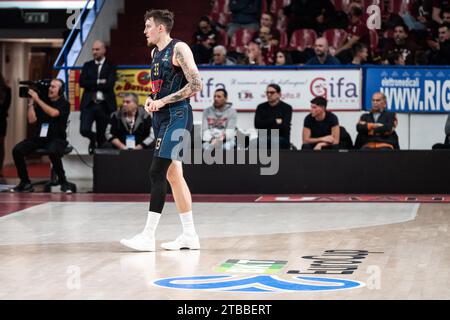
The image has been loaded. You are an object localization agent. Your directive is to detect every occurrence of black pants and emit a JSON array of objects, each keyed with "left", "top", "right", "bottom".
[
  {"left": 12, "top": 138, "right": 68, "bottom": 184},
  {"left": 80, "top": 101, "right": 110, "bottom": 147}
]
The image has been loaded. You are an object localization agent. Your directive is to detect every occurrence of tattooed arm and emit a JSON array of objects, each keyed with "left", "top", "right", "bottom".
[{"left": 146, "top": 42, "right": 202, "bottom": 112}]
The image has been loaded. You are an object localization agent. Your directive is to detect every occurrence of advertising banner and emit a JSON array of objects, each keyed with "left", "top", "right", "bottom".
[
  {"left": 365, "top": 67, "right": 450, "bottom": 113},
  {"left": 69, "top": 68, "right": 362, "bottom": 111}
]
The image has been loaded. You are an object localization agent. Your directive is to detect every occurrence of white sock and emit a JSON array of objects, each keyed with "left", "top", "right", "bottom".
[
  {"left": 179, "top": 211, "right": 197, "bottom": 237},
  {"left": 142, "top": 211, "right": 161, "bottom": 237}
]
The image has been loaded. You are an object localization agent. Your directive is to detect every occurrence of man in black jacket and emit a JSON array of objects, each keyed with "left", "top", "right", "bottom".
[
  {"left": 356, "top": 92, "right": 398, "bottom": 150},
  {"left": 79, "top": 40, "right": 117, "bottom": 154},
  {"left": 254, "top": 84, "right": 292, "bottom": 149},
  {"left": 104, "top": 93, "right": 154, "bottom": 150},
  {"left": 432, "top": 23, "right": 450, "bottom": 65}
]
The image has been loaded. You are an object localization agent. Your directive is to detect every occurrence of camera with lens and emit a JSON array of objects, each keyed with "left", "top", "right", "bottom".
[{"left": 19, "top": 79, "right": 52, "bottom": 103}]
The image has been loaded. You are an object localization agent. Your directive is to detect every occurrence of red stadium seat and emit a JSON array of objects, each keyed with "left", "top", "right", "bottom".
[
  {"left": 383, "top": 29, "right": 394, "bottom": 39},
  {"left": 323, "top": 28, "right": 347, "bottom": 50},
  {"left": 387, "top": 0, "right": 411, "bottom": 15},
  {"left": 279, "top": 31, "right": 288, "bottom": 50},
  {"left": 269, "top": 0, "right": 291, "bottom": 14},
  {"left": 210, "top": 11, "right": 231, "bottom": 27},
  {"left": 229, "top": 28, "right": 256, "bottom": 53},
  {"left": 211, "top": 0, "right": 229, "bottom": 14},
  {"left": 275, "top": 10, "right": 289, "bottom": 32},
  {"left": 217, "top": 28, "right": 229, "bottom": 47},
  {"left": 332, "top": 0, "right": 384, "bottom": 12},
  {"left": 331, "top": 0, "right": 350, "bottom": 12},
  {"left": 288, "top": 29, "right": 317, "bottom": 51},
  {"left": 369, "top": 29, "right": 379, "bottom": 55}
]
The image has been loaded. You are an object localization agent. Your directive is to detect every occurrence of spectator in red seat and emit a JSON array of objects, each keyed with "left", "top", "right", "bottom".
[
  {"left": 431, "top": 22, "right": 450, "bottom": 64},
  {"left": 227, "top": 0, "right": 262, "bottom": 37},
  {"left": 274, "top": 50, "right": 293, "bottom": 65},
  {"left": 283, "top": 0, "right": 337, "bottom": 36},
  {"left": 402, "top": 0, "right": 433, "bottom": 31},
  {"left": 253, "top": 26, "right": 277, "bottom": 65},
  {"left": 259, "top": 12, "right": 281, "bottom": 46},
  {"left": 443, "top": 7, "right": 450, "bottom": 23},
  {"left": 432, "top": 0, "right": 450, "bottom": 25},
  {"left": 192, "top": 33, "right": 215, "bottom": 65},
  {"left": 238, "top": 41, "right": 265, "bottom": 65},
  {"left": 383, "top": 23, "right": 421, "bottom": 65},
  {"left": 350, "top": 42, "right": 369, "bottom": 65},
  {"left": 386, "top": 51, "right": 406, "bottom": 65},
  {"left": 356, "top": 92, "right": 398, "bottom": 150},
  {"left": 192, "top": 16, "right": 220, "bottom": 46},
  {"left": 210, "top": 45, "right": 236, "bottom": 66},
  {"left": 306, "top": 38, "right": 341, "bottom": 65},
  {"left": 335, "top": 5, "right": 370, "bottom": 64}
]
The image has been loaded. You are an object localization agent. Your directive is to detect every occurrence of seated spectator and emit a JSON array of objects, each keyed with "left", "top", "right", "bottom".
[
  {"left": 202, "top": 89, "right": 237, "bottom": 151},
  {"left": 306, "top": 38, "right": 341, "bottom": 65},
  {"left": 253, "top": 26, "right": 277, "bottom": 65},
  {"left": 227, "top": 0, "right": 262, "bottom": 37},
  {"left": 382, "top": 23, "right": 420, "bottom": 65},
  {"left": 192, "top": 33, "right": 215, "bottom": 65},
  {"left": 274, "top": 50, "right": 293, "bottom": 65},
  {"left": 386, "top": 51, "right": 406, "bottom": 65},
  {"left": 192, "top": 16, "right": 220, "bottom": 45},
  {"left": 402, "top": 0, "right": 432, "bottom": 31},
  {"left": 259, "top": 12, "right": 281, "bottom": 46},
  {"left": 431, "top": 22, "right": 450, "bottom": 64},
  {"left": 350, "top": 42, "right": 369, "bottom": 65},
  {"left": 432, "top": 112, "right": 450, "bottom": 149},
  {"left": 210, "top": 45, "right": 236, "bottom": 65},
  {"left": 356, "top": 92, "right": 398, "bottom": 150},
  {"left": 302, "top": 97, "right": 340, "bottom": 150},
  {"left": 284, "top": 0, "right": 337, "bottom": 36},
  {"left": 432, "top": 0, "right": 450, "bottom": 25},
  {"left": 104, "top": 93, "right": 154, "bottom": 150},
  {"left": 254, "top": 84, "right": 292, "bottom": 149},
  {"left": 335, "top": 4, "right": 371, "bottom": 64},
  {"left": 238, "top": 41, "right": 265, "bottom": 65},
  {"left": 443, "top": 7, "right": 450, "bottom": 23},
  {"left": 10, "top": 79, "right": 72, "bottom": 193}
]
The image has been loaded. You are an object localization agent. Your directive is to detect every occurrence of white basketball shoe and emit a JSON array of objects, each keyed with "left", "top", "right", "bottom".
[
  {"left": 120, "top": 233, "right": 155, "bottom": 252},
  {"left": 161, "top": 234, "right": 200, "bottom": 250}
]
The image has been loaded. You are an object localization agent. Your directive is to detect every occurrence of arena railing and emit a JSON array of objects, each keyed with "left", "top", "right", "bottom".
[{"left": 53, "top": 0, "right": 105, "bottom": 94}]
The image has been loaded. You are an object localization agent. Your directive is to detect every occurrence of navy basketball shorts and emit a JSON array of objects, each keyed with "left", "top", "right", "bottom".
[{"left": 152, "top": 102, "right": 193, "bottom": 162}]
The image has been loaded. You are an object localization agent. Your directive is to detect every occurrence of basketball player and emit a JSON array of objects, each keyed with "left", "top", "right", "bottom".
[{"left": 120, "top": 9, "right": 202, "bottom": 252}]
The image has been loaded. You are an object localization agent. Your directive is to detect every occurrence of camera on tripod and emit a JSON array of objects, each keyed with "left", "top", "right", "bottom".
[{"left": 19, "top": 79, "right": 52, "bottom": 102}]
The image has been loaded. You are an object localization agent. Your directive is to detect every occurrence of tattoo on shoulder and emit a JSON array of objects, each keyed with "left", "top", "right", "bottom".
[{"left": 175, "top": 45, "right": 202, "bottom": 92}]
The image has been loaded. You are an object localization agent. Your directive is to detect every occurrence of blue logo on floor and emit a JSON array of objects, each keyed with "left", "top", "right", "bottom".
[{"left": 153, "top": 275, "right": 364, "bottom": 292}]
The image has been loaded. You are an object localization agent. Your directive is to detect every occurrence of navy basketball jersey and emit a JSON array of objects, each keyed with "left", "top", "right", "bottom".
[{"left": 149, "top": 39, "right": 189, "bottom": 106}]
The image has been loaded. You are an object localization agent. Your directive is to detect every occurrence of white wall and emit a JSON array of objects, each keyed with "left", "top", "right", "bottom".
[
  {"left": 191, "top": 110, "right": 447, "bottom": 150},
  {"left": 65, "top": 108, "right": 448, "bottom": 155}
]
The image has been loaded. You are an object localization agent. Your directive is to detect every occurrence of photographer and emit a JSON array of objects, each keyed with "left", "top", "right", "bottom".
[{"left": 10, "top": 79, "right": 71, "bottom": 193}]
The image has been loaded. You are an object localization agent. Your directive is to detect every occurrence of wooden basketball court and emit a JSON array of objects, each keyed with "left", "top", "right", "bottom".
[{"left": 0, "top": 194, "right": 449, "bottom": 300}]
